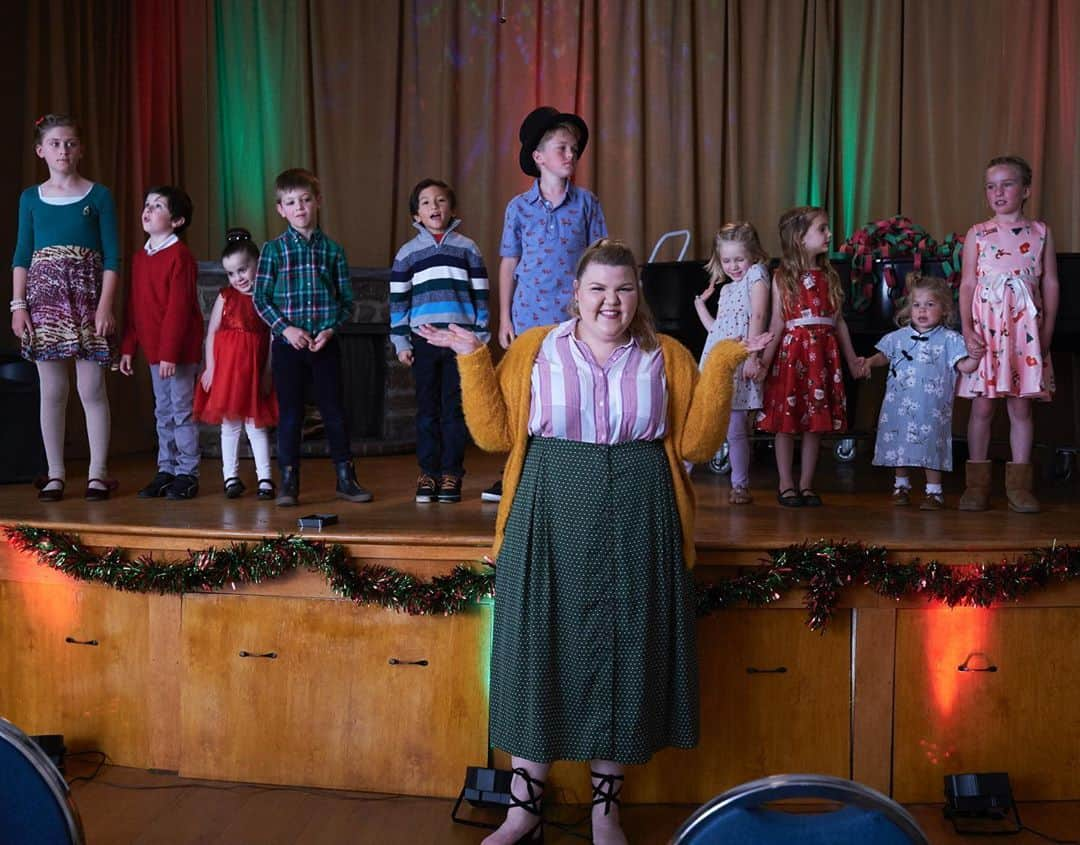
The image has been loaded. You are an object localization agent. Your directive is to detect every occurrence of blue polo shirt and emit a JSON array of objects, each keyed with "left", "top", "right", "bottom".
[{"left": 499, "top": 180, "right": 607, "bottom": 332}]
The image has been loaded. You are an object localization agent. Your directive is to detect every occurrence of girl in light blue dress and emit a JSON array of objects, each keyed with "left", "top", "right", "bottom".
[{"left": 866, "top": 274, "right": 982, "bottom": 510}]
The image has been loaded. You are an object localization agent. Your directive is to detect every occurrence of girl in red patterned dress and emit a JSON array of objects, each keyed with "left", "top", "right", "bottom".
[
  {"left": 758, "top": 207, "right": 866, "bottom": 507},
  {"left": 957, "top": 156, "right": 1058, "bottom": 513},
  {"left": 193, "top": 229, "right": 278, "bottom": 498}
]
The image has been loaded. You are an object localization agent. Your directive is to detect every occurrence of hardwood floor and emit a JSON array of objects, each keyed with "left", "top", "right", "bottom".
[{"left": 68, "top": 764, "right": 1080, "bottom": 844}]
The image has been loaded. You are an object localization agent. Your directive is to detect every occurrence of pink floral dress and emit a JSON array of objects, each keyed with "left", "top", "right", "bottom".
[{"left": 957, "top": 220, "right": 1054, "bottom": 400}]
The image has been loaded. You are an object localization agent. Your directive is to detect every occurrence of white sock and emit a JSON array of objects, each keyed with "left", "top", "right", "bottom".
[
  {"left": 245, "top": 420, "right": 272, "bottom": 480},
  {"left": 926, "top": 483, "right": 943, "bottom": 494},
  {"left": 220, "top": 419, "right": 242, "bottom": 479},
  {"left": 894, "top": 476, "right": 911, "bottom": 489}
]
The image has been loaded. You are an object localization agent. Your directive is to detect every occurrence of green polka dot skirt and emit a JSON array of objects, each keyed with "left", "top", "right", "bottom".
[{"left": 490, "top": 437, "right": 699, "bottom": 765}]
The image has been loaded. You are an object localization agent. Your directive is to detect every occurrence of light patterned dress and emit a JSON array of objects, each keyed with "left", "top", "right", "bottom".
[
  {"left": 957, "top": 219, "right": 1054, "bottom": 400},
  {"left": 700, "top": 262, "right": 768, "bottom": 411},
  {"left": 872, "top": 324, "right": 969, "bottom": 471}
]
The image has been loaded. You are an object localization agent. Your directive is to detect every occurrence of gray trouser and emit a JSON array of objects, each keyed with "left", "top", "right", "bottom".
[{"left": 150, "top": 363, "right": 200, "bottom": 476}]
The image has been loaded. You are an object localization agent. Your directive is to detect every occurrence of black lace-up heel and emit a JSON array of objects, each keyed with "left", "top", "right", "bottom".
[
  {"left": 509, "top": 767, "right": 545, "bottom": 844},
  {"left": 590, "top": 770, "right": 624, "bottom": 843}
]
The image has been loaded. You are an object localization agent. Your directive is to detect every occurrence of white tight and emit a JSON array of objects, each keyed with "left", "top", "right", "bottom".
[
  {"left": 36, "top": 359, "right": 110, "bottom": 481},
  {"left": 220, "top": 418, "right": 272, "bottom": 481}
]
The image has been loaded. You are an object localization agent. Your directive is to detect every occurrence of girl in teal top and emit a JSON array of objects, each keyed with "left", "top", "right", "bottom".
[{"left": 9, "top": 114, "right": 120, "bottom": 501}]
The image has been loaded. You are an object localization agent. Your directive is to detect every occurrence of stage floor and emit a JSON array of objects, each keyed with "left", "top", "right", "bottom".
[{"left": 1, "top": 447, "right": 1076, "bottom": 564}]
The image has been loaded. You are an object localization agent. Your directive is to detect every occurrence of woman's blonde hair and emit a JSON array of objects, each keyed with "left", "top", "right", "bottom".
[
  {"left": 895, "top": 272, "right": 953, "bottom": 328},
  {"left": 775, "top": 206, "right": 842, "bottom": 315},
  {"left": 572, "top": 238, "right": 659, "bottom": 351},
  {"left": 703, "top": 221, "right": 768, "bottom": 288}
]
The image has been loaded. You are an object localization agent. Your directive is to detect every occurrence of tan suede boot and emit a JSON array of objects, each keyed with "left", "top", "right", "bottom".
[
  {"left": 958, "top": 460, "right": 992, "bottom": 511},
  {"left": 1005, "top": 462, "right": 1040, "bottom": 513}
]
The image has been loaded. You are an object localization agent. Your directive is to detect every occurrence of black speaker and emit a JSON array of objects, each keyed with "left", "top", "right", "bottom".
[
  {"left": 450, "top": 766, "right": 513, "bottom": 829},
  {"left": 0, "top": 355, "right": 47, "bottom": 483}
]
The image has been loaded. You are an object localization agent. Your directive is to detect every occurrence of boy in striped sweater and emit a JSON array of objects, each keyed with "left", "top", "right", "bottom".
[{"left": 390, "top": 179, "right": 489, "bottom": 502}]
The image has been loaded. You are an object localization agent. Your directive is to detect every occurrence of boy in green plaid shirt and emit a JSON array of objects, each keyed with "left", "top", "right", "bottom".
[{"left": 254, "top": 168, "right": 372, "bottom": 507}]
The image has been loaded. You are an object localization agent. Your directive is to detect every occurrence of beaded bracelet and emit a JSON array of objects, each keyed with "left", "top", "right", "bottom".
[{"left": 9, "top": 299, "right": 28, "bottom": 312}]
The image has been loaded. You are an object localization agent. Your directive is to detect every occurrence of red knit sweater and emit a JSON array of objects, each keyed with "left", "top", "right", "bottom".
[{"left": 120, "top": 241, "right": 204, "bottom": 364}]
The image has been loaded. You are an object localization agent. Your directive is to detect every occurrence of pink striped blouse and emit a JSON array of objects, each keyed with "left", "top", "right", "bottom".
[{"left": 527, "top": 319, "right": 668, "bottom": 444}]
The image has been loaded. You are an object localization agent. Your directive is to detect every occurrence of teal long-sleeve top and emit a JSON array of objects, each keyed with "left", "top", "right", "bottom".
[{"left": 11, "top": 184, "right": 121, "bottom": 272}]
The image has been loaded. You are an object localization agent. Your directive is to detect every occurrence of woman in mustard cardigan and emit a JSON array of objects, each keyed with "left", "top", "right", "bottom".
[{"left": 419, "top": 239, "right": 768, "bottom": 845}]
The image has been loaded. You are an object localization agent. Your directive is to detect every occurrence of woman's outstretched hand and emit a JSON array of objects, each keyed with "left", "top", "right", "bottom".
[
  {"left": 416, "top": 324, "right": 484, "bottom": 356},
  {"left": 744, "top": 331, "right": 773, "bottom": 354}
]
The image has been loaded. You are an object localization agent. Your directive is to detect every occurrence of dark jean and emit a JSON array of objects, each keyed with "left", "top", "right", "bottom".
[
  {"left": 412, "top": 335, "right": 466, "bottom": 477},
  {"left": 271, "top": 337, "right": 351, "bottom": 469}
]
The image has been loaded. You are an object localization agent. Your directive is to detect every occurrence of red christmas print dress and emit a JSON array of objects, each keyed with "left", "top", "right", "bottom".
[
  {"left": 756, "top": 269, "right": 846, "bottom": 434},
  {"left": 193, "top": 287, "right": 278, "bottom": 428}
]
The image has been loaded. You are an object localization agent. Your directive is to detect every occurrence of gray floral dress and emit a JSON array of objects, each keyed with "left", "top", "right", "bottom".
[{"left": 872, "top": 324, "right": 969, "bottom": 471}]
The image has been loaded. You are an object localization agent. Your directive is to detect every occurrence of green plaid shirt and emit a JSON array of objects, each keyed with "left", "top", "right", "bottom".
[{"left": 254, "top": 227, "right": 353, "bottom": 338}]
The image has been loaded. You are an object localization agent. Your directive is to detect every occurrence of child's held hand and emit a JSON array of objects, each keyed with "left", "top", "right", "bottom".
[
  {"left": 498, "top": 323, "right": 516, "bottom": 350},
  {"left": 10, "top": 309, "right": 33, "bottom": 341},
  {"left": 283, "top": 326, "right": 312, "bottom": 350},
  {"left": 119, "top": 353, "right": 134, "bottom": 376},
  {"left": 744, "top": 331, "right": 772, "bottom": 354},
  {"left": 417, "top": 323, "right": 483, "bottom": 356},
  {"left": 397, "top": 349, "right": 414, "bottom": 366},
  {"left": 742, "top": 357, "right": 761, "bottom": 382},
  {"left": 309, "top": 328, "right": 334, "bottom": 352},
  {"left": 200, "top": 367, "right": 213, "bottom": 391},
  {"left": 963, "top": 330, "right": 986, "bottom": 358},
  {"left": 94, "top": 304, "right": 115, "bottom": 337},
  {"left": 159, "top": 360, "right": 176, "bottom": 379}
]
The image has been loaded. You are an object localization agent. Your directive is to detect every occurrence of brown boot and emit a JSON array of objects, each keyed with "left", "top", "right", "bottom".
[
  {"left": 958, "top": 460, "right": 992, "bottom": 511},
  {"left": 1005, "top": 462, "right": 1040, "bottom": 513}
]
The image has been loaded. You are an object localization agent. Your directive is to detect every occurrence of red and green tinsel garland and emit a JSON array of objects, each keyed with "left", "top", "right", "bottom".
[
  {"left": 5, "top": 525, "right": 1079, "bottom": 630},
  {"left": 839, "top": 216, "right": 965, "bottom": 313}
]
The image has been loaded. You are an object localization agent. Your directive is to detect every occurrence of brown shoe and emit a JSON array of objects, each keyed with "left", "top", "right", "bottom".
[
  {"left": 1005, "top": 462, "right": 1040, "bottom": 513},
  {"left": 919, "top": 491, "right": 945, "bottom": 510},
  {"left": 891, "top": 486, "right": 911, "bottom": 507},
  {"left": 958, "top": 460, "right": 992, "bottom": 511},
  {"left": 729, "top": 485, "right": 753, "bottom": 505}
]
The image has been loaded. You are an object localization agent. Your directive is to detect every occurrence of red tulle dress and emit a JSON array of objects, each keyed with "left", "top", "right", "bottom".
[{"left": 193, "top": 287, "right": 278, "bottom": 428}]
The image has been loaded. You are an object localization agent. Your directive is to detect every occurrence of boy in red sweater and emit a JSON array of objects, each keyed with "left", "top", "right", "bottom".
[{"left": 120, "top": 186, "right": 204, "bottom": 499}]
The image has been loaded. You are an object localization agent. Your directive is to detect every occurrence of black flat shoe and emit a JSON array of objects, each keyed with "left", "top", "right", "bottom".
[
  {"left": 35, "top": 477, "right": 65, "bottom": 502},
  {"left": 799, "top": 488, "right": 823, "bottom": 507},
  {"left": 256, "top": 479, "right": 276, "bottom": 500},
  {"left": 85, "top": 478, "right": 119, "bottom": 501},
  {"left": 224, "top": 477, "right": 245, "bottom": 498},
  {"left": 777, "top": 487, "right": 804, "bottom": 507}
]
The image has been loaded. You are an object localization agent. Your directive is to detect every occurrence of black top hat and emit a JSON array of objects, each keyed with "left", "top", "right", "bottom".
[{"left": 518, "top": 106, "right": 590, "bottom": 178}]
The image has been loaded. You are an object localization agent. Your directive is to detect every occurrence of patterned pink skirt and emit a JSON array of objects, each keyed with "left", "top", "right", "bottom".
[{"left": 22, "top": 245, "right": 116, "bottom": 367}]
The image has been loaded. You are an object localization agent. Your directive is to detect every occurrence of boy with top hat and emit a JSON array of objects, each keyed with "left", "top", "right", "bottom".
[{"left": 482, "top": 106, "right": 607, "bottom": 501}]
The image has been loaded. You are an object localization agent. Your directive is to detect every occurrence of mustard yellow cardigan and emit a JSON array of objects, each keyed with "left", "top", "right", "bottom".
[{"left": 456, "top": 327, "right": 748, "bottom": 569}]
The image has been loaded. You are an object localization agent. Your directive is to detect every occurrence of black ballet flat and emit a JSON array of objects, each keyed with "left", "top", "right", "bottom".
[
  {"left": 35, "top": 477, "right": 65, "bottom": 502},
  {"left": 777, "top": 487, "right": 804, "bottom": 508},
  {"left": 256, "top": 479, "right": 276, "bottom": 501},
  {"left": 224, "top": 477, "right": 246, "bottom": 499}
]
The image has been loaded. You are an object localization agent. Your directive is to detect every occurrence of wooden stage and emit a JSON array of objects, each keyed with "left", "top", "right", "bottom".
[
  {"left": 2, "top": 447, "right": 1080, "bottom": 822},
  {"left": 0, "top": 446, "right": 1075, "bottom": 563}
]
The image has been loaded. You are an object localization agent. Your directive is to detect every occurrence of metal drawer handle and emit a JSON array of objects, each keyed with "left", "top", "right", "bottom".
[
  {"left": 388, "top": 658, "right": 429, "bottom": 667},
  {"left": 238, "top": 651, "right": 278, "bottom": 659},
  {"left": 746, "top": 666, "right": 787, "bottom": 674},
  {"left": 957, "top": 652, "right": 997, "bottom": 672},
  {"left": 65, "top": 637, "right": 99, "bottom": 647}
]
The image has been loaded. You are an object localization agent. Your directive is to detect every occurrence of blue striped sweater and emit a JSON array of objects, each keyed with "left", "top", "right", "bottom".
[{"left": 389, "top": 219, "right": 490, "bottom": 354}]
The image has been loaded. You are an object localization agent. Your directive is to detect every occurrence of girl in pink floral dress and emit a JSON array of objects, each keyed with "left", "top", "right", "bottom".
[{"left": 958, "top": 156, "right": 1059, "bottom": 513}]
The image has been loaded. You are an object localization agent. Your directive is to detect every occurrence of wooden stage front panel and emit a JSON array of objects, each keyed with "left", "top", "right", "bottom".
[{"left": 1, "top": 450, "right": 1079, "bottom": 802}]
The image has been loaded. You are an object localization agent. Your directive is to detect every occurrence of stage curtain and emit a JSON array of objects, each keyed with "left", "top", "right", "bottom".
[{"left": 902, "top": 0, "right": 1080, "bottom": 245}]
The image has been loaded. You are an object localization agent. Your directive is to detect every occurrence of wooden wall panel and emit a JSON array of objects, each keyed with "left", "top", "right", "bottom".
[
  {"left": 894, "top": 607, "right": 1080, "bottom": 802},
  {"left": 0, "top": 580, "right": 159, "bottom": 767},
  {"left": 180, "top": 594, "right": 491, "bottom": 798}
]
